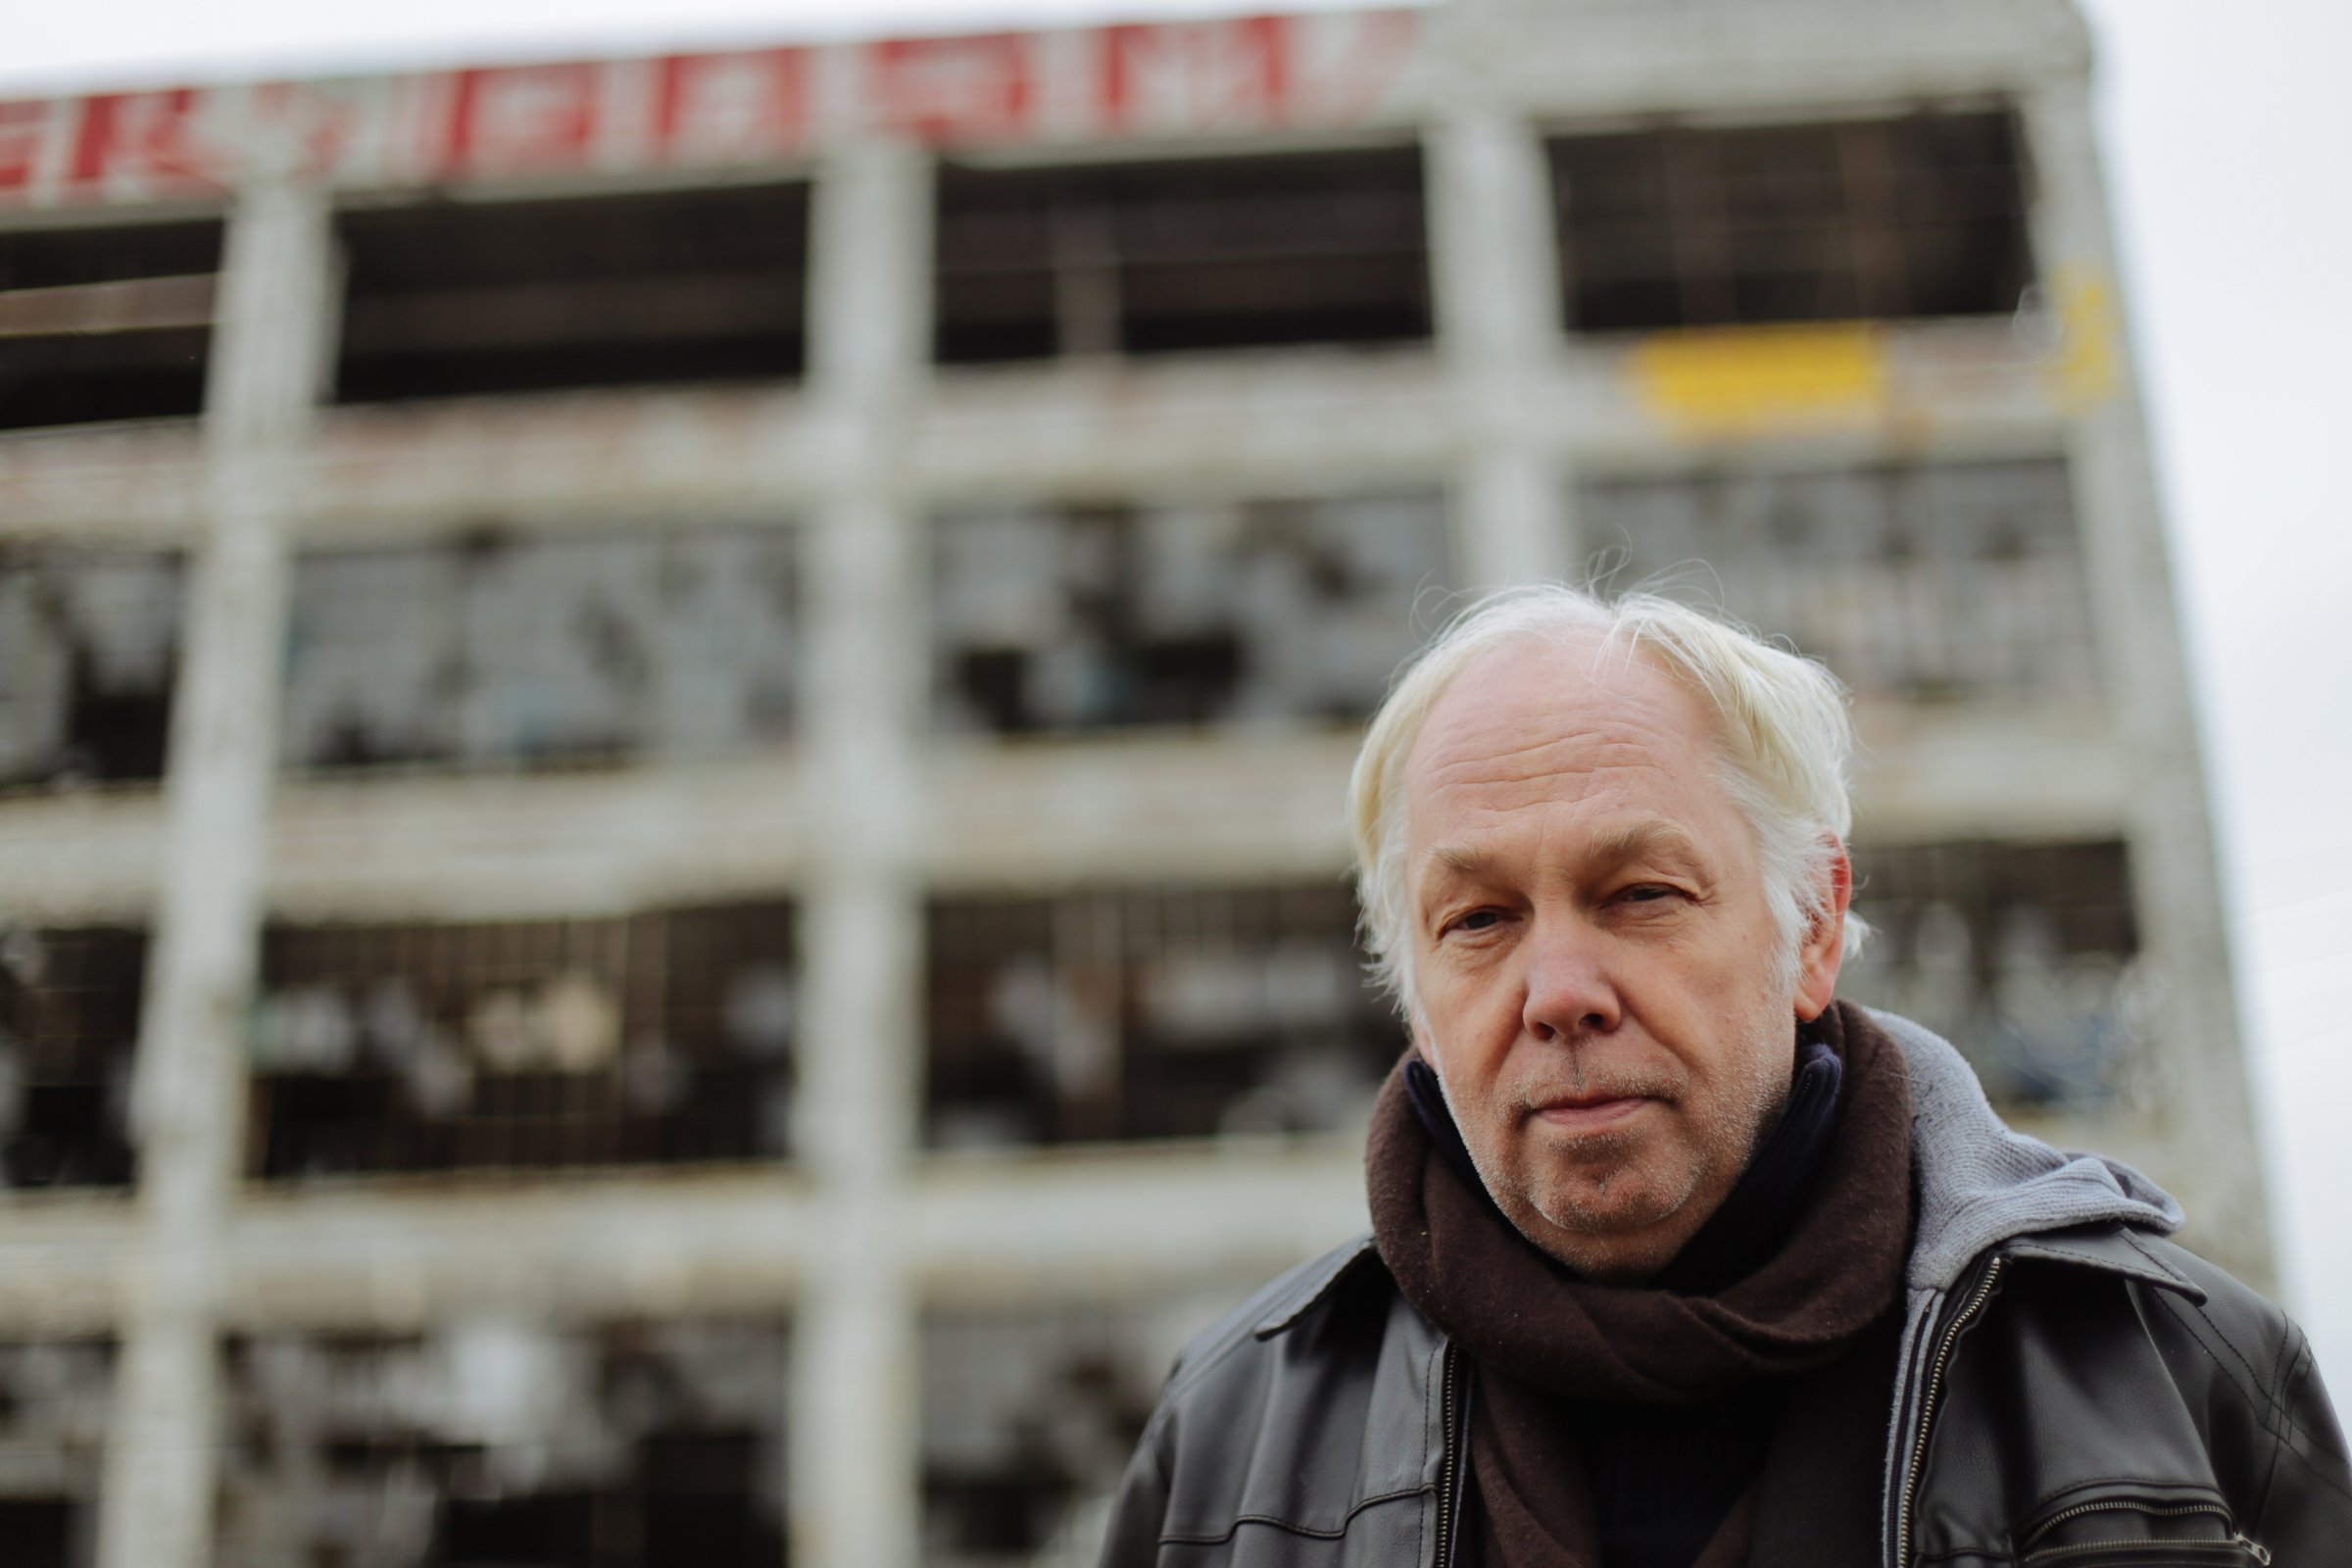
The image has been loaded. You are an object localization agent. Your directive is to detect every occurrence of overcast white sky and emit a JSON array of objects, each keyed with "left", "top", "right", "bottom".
[{"left": 5, "top": 0, "right": 2346, "bottom": 1384}]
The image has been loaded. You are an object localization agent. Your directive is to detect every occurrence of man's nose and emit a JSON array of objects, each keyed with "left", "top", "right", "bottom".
[{"left": 1521, "top": 914, "right": 1622, "bottom": 1042}]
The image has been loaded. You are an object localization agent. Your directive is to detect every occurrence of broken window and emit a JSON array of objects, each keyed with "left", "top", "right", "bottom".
[
  {"left": 925, "top": 883, "right": 1397, "bottom": 1149},
  {"left": 281, "top": 523, "right": 796, "bottom": 773},
  {"left": 248, "top": 903, "right": 796, "bottom": 1179},
  {"left": 934, "top": 491, "right": 1446, "bottom": 735},
  {"left": 0, "top": 1339, "right": 113, "bottom": 1568},
  {"left": 1842, "top": 838, "right": 2140, "bottom": 1107},
  {"left": 1548, "top": 111, "right": 2034, "bottom": 331},
  {"left": 216, "top": 1319, "right": 788, "bottom": 1567},
  {"left": 0, "top": 547, "right": 182, "bottom": 791},
  {"left": 0, "top": 217, "right": 221, "bottom": 430},
  {"left": 924, "top": 1298, "right": 1249, "bottom": 1567},
  {"left": 935, "top": 146, "right": 1431, "bottom": 363},
  {"left": 0, "top": 927, "right": 143, "bottom": 1190},
  {"left": 333, "top": 182, "right": 808, "bottom": 404},
  {"left": 1579, "top": 458, "right": 2097, "bottom": 703}
]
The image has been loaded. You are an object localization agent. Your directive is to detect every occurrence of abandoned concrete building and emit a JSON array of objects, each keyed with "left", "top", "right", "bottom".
[{"left": 0, "top": 0, "right": 2263, "bottom": 1563}]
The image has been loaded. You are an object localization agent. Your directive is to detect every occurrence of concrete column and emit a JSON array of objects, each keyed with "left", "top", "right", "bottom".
[
  {"left": 1425, "top": 61, "right": 1572, "bottom": 590},
  {"left": 96, "top": 180, "right": 331, "bottom": 1568},
  {"left": 2020, "top": 80, "right": 2272, "bottom": 1282},
  {"left": 788, "top": 135, "right": 931, "bottom": 1568}
]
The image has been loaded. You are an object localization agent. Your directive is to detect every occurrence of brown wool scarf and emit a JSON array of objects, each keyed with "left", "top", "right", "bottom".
[{"left": 1366, "top": 1001, "right": 1916, "bottom": 1568}]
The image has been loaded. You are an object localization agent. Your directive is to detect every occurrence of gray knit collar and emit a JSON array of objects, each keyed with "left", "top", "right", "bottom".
[{"left": 1869, "top": 1005, "right": 2182, "bottom": 1294}]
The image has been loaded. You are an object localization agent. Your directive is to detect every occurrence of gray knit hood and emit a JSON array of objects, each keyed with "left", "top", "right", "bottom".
[{"left": 1870, "top": 1004, "right": 2182, "bottom": 1293}]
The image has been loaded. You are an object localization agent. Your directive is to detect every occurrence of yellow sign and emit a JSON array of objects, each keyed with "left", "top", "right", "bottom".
[
  {"left": 1629, "top": 323, "right": 1889, "bottom": 435},
  {"left": 2045, "top": 265, "right": 2120, "bottom": 412}
]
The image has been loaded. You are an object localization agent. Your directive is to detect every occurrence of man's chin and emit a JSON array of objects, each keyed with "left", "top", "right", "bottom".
[{"left": 1504, "top": 1170, "right": 1701, "bottom": 1276}]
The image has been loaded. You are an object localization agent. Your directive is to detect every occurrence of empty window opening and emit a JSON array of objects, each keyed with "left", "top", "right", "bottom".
[
  {"left": 333, "top": 183, "right": 809, "bottom": 404},
  {"left": 282, "top": 523, "right": 797, "bottom": 774},
  {"left": 1579, "top": 458, "right": 2095, "bottom": 703},
  {"left": 934, "top": 491, "right": 1446, "bottom": 735},
  {"left": 935, "top": 147, "right": 1431, "bottom": 363},
  {"left": 1549, "top": 111, "right": 2033, "bottom": 332},
  {"left": 0, "top": 218, "right": 221, "bottom": 430},
  {"left": 217, "top": 1321, "right": 788, "bottom": 1568},
  {"left": 248, "top": 903, "right": 796, "bottom": 1180},
  {"left": 0, "top": 927, "right": 143, "bottom": 1190},
  {"left": 0, "top": 1339, "right": 113, "bottom": 1568},
  {"left": 1843, "top": 838, "right": 2138, "bottom": 1107},
  {"left": 923, "top": 1300, "right": 1243, "bottom": 1567},
  {"left": 925, "top": 883, "right": 1397, "bottom": 1150},
  {"left": 1, "top": 547, "right": 182, "bottom": 792}
]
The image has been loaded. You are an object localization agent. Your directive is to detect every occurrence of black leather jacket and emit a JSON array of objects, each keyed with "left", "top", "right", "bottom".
[{"left": 1100, "top": 1016, "right": 2351, "bottom": 1568}]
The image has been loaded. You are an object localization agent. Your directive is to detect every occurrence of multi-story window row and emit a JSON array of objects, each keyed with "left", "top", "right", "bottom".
[
  {"left": 0, "top": 455, "right": 2103, "bottom": 797},
  {"left": 0, "top": 835, "right": 2143, "bottom": 1196},
  {"left": 0, "top": 106, "right": 2041, "bottom": 434}
]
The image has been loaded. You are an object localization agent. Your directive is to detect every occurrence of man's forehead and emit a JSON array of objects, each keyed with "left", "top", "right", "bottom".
[{"left": 1407, "top": 631, "right": 1702, "bottom": 775}]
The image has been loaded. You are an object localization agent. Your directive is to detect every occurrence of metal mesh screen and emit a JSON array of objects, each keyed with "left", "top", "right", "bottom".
[
  {"left": 934, "top": 492, "right": 1446, "bottom": 735},
  {"left": 216, "top": 1320, "right": 788, "bottom": 1567},
  {"left": 281, "top": 524, "right": 797, "bottom": 774},
  {"left": 0, "top": 927, "right": 142, "bottom": 1190},
  {"left": 925, "top": 883, "right": 1397, "bottom": 1149},
  {"left": 936, "top": 146, "right": 1430, "bottom": 363},
  {"left": 1579, "top": 459, "right": 2098, "bottom": 704},
  {"left": 333, "top": 183, "right": 808, "bottom": 403},
  {"left": 0, "top": 547, "right": 182, "bottom": 791},
  {"left": 249, "top": 903, "right": 797, "bottom": 1179},
  {"left": 1843, "top": 838, "right": 2141, "bottom": 1106},
  {"left": 1549, "top": 111, "right": 2033, "bottom": 331}
]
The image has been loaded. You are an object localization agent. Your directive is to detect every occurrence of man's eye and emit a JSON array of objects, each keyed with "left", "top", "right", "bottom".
[
  {"left": 1452, "top": 909, "right": 1502, "bottom": 933},
  {"left": 1619, "top": 885, "right": 1680, "bottom": 905}
]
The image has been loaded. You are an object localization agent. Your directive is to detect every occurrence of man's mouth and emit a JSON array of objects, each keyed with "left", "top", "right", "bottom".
[{"left": 1531, "top": 1093, "right": 1653, "bottom": 1131}]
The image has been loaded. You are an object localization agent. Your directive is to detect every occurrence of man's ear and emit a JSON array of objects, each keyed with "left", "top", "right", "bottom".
[{"left": 1792, "top": 840, "right": 1852, "bottom": 1022}]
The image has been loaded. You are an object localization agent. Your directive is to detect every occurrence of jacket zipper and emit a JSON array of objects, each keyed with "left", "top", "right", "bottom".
[
  {"left": 2019, "top": 1499, "right": 2269, "bottom": 1563},
  {"left": 2021, "top": 1540, "right": 2270, "bottom": 1564},
  {"left": 2021, "top": 1500, "right": 2231, "bottom": 1551},
  {"left": 1434, "top": 1343, "right": 1467, "bottom": 1568},
  {"left": 1894, "top": 1254, "right": 2006, "bottom": 1568}
]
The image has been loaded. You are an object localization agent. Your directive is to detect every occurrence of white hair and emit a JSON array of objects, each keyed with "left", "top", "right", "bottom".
[{"left": 1348, "top": 583, "right": 1867, "bottom": 1013}]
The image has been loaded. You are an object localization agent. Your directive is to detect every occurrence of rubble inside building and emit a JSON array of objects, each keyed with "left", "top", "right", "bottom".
[
  {"left": 332, "top": 183, "right": 809, "bottom": 404},
  {"left": 933, "top": 492, "right": 1447, "bottom": 734},
  {"left": 215, "top": 1318, "right": 788, "bottom": 1567},
  {"left": 934, "top": 146, "right": 1431, "bottom": 363},
  {"left": 0, "top": 926, "right": 143, "bottom": 1190},
  {"left": 1548, "top": 111, "right": 2034, "bottom": 331},
  {"left": 1580, "top": 458, "right": 2099, "bottom": 703},
  {"left": 249, "top": 904, "right": 796, "bottom": 1179},
  {"left": 922, "top": 1298, "right": 1236, "bottom": 1568},
  {"left": 0, "top": 547, "right": 182, "bottom": 790},
  {"left": 281, "top": 524, "right": 797, "bottom": 773},
  {"left": 1841, "top": 838, "right": 2141, "bottom": 1106},
  {"left": 0, "top": 217, "right": 221, "bottom": 430},
  {"left": 925, "top": 882, "right": 1394, "bottom": 1149},
  {"left": 0, "top": 1339, "right": 113, "bottom": 1568}
]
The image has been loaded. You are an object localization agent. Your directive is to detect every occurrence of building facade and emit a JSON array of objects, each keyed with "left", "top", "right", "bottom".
[{"left": 0, "top": 1, "right": 2263, "bottom": 1564}]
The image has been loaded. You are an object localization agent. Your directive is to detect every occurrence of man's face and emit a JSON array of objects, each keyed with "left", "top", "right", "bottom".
[{"left": 1401, "top": 631, "right": 1845, "bottom": 1282}]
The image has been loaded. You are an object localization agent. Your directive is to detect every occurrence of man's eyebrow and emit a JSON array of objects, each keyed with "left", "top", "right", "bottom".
[
  {"left": 1418, "top": 820, "right": 1705, "bottom": 892},
  {"left": 1586, "top": 820, "right": 1705, "bottom": 868}
]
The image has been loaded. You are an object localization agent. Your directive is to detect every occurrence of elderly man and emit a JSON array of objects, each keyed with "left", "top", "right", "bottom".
[{"left": 1100, "top": 586, "right": 2348, "bottom": 1568}]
